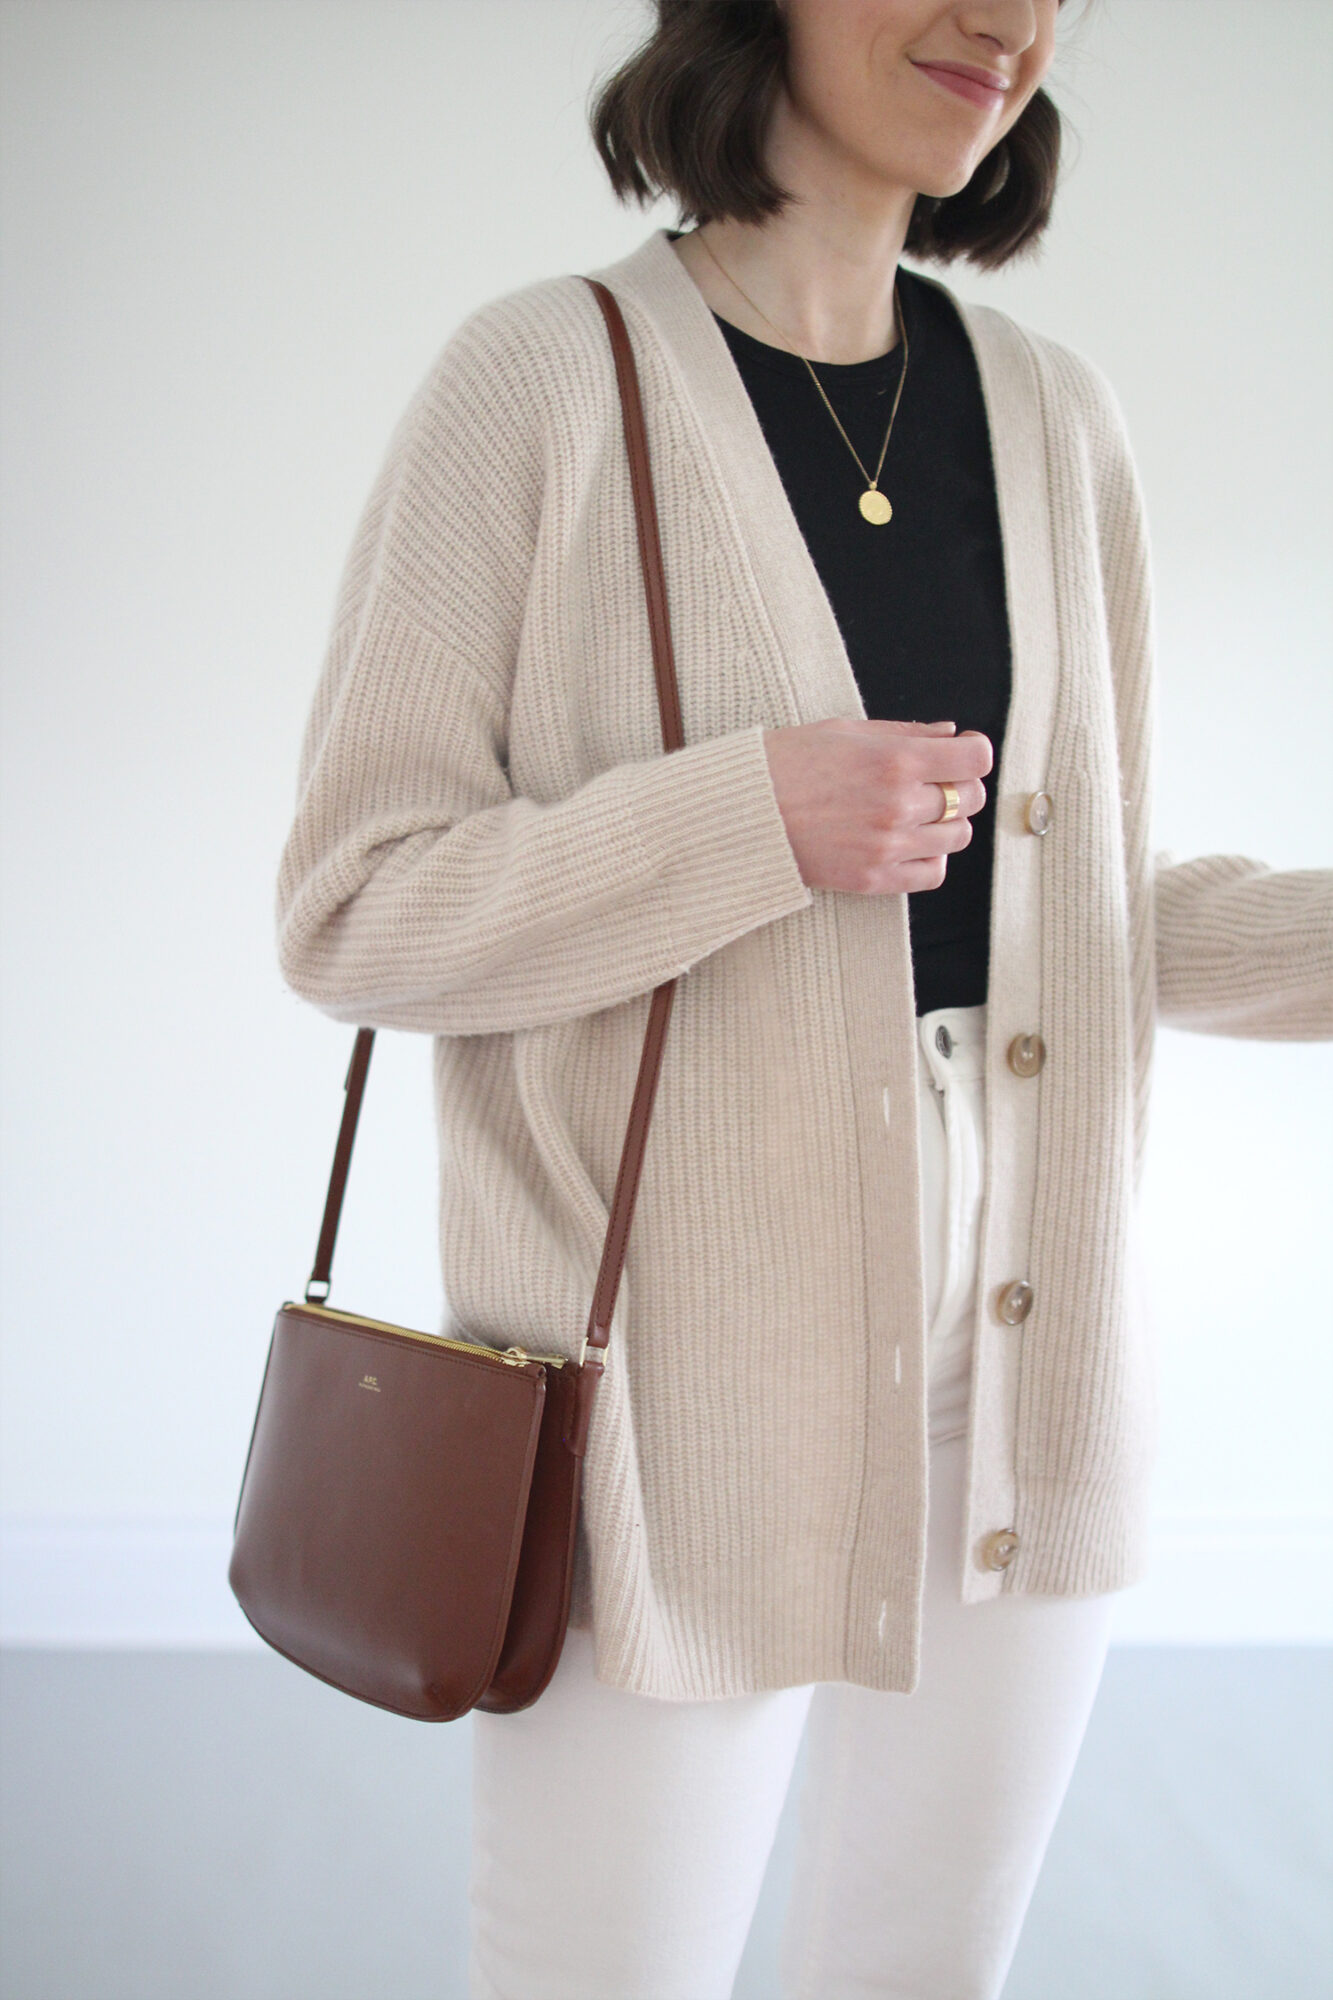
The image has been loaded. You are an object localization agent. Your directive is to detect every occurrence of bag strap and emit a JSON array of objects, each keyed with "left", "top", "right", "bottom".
[{"left": 306, "top": 278, "right": 684, "bottom": 1389}]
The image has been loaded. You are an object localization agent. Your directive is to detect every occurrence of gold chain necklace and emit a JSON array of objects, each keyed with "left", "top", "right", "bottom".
[{"left": 694, "top": 229, "right": 909, "bottom": 526}]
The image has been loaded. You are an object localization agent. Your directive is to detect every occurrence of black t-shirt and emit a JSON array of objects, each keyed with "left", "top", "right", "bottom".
[{"left": 692, "top": 252, "right": 1012, "bottom": 1015}]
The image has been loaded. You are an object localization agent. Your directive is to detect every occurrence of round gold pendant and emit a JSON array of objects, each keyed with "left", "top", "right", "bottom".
[{"left": 858, "top": 488, "right": 892, "bottom": 525}]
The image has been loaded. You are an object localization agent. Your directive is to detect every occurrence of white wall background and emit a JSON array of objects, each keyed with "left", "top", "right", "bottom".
[{"left": 2, "top": 0, "right": 1329, "bottom": 1647}]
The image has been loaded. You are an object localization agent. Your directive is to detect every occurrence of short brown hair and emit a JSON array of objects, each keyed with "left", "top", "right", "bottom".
[{"left": 589, "top": 0, "right": 1068, "bottom": 272}]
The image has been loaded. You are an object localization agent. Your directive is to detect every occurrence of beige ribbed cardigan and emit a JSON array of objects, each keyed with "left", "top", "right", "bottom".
[{"left": 275, "top": 226, "right": 1333, "bottom": 1700}]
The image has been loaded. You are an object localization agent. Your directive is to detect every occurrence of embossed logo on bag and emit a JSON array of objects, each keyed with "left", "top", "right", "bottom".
[{"left": 358, "top": 1374, "right": 381, "bottom": 1392}]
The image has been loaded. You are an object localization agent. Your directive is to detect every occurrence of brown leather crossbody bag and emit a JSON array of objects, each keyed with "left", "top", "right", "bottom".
[{"left": 229, "top": 277, "right": 684, "bottom": 1720}]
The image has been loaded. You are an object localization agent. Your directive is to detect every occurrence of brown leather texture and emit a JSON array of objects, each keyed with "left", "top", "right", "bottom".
[
  {"left": 474, "top": 1363, "right": 584, "bottom": 1713},
  {"left": 230, "top": 1306, "right": 547, "bottom": 1720},
  {"left": 229, "top": 273, "right": 684, "bottom": 1721}
]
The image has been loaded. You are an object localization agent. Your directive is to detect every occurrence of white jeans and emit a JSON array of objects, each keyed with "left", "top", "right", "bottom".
[{"left": 469, "top": 1003, "right": 1115, "bottom": 2000}]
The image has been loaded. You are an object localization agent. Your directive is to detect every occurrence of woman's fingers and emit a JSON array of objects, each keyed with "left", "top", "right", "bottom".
[
  {"left": 759, "top": 717, "right": 993, "bottom": 896},
  {"left": 910, "top": 729, "right": 990, "bottom": 831},
  {"left": 898, "top": 852, "right": 952, "bottom": 889},
  {"left": 901, "top": 815, "right": 975, "bottom": 866},
  {"left": 912, "top": 728, "right": 993, "bottom": 782},
  {"left": 920, "top": 773, "right": 987, "bottom": 824}
]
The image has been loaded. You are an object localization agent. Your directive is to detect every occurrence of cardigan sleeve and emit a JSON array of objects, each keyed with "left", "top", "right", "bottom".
[
  {"left": 1073, "top": 342, "right": 1333, "bottom": 1045},
  {"left": 274, "top": 302, "right": 812, "bottom": 1037},
  {"left": 1152, "top": 849, "right": 1333, "bottom": 1039}
]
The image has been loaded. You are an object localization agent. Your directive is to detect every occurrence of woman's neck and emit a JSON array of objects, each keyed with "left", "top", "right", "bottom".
[{"left": 670, "top": 193, "right": 915, "bottom": 367}]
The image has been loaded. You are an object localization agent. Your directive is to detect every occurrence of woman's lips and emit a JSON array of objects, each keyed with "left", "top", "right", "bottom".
[{"left": 912, "top": 62, "right": 1008, "bottom": 111}]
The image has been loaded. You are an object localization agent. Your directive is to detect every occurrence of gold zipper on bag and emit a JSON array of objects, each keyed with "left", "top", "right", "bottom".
[{"left": 287, "top": 1300, "right": 569, "bottom": 1369}]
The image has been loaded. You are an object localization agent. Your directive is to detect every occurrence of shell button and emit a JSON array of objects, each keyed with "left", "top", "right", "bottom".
[
  {"left": 995, "top": 1279, "right": 1034, "bottom": 1325},
  {"left": 1023, "top": 790, "right": 1053, "bottom": 835},
  {"left": 977, "top": 1529, "right": 1021, "bottom": 1572},
  {"left": 1006, "top": 1032, "right": 1046, "bottom": 1077}
]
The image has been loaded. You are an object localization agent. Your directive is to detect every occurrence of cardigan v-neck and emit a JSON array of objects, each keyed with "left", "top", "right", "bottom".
[
  {"left": 690, "top": 243, "right": 1013, "bottom": 1016},
  {"left": 272, "top": 224, "right": 1333, "bottom": 1700}
]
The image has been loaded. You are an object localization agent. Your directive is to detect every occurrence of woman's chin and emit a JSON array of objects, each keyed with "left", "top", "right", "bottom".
[{"left": 905, "top": 156, "right": 990, "bottom": 204}]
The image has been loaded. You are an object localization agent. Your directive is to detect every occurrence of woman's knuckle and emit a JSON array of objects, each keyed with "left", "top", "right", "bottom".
[{"left": 882, "top": 782, "right": 913, "bottom": 828}]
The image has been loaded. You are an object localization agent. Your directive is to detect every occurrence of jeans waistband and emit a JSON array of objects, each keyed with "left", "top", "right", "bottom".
[{"left": 916, "top": 1002, "right": 987, "bottom": 1090}]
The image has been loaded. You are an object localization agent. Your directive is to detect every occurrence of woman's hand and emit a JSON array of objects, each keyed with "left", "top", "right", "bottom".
[{"left": 761, "top": 718, "right": 992, "bottom": 895}]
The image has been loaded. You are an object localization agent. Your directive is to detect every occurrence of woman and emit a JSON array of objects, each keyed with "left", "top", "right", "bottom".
[{"left": 274, "top": 1, "right": 1333, "bottom": 1994}]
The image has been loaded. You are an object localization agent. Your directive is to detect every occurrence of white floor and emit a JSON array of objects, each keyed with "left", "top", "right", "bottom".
[{"left": 1, "top": 1648, "right": 1328, "bottom": 1999}]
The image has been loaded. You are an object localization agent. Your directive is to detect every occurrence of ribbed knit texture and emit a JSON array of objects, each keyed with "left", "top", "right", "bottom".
[{"left": 275, "top": 229, "right": 1333, "bottom": 1699}]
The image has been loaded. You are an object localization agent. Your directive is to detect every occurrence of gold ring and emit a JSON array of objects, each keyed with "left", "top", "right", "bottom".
[{"left": 937, "top": 782, "right": 960, "bottom": 823}]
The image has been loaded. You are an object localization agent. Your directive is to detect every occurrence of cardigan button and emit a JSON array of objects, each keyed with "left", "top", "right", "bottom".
[
  {"left": 1023, "top": 790, "right": 1053, "bottom": 835},
  {"left": 995, "top": 1279, "right": 1034, "bottom": 1325},
  {"left": 1006, "top": 1032, "right": 1046, "bottom": 1077},
  {"left": 977, "top": 1529, "right": 1021, "bottom": 1572}
]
